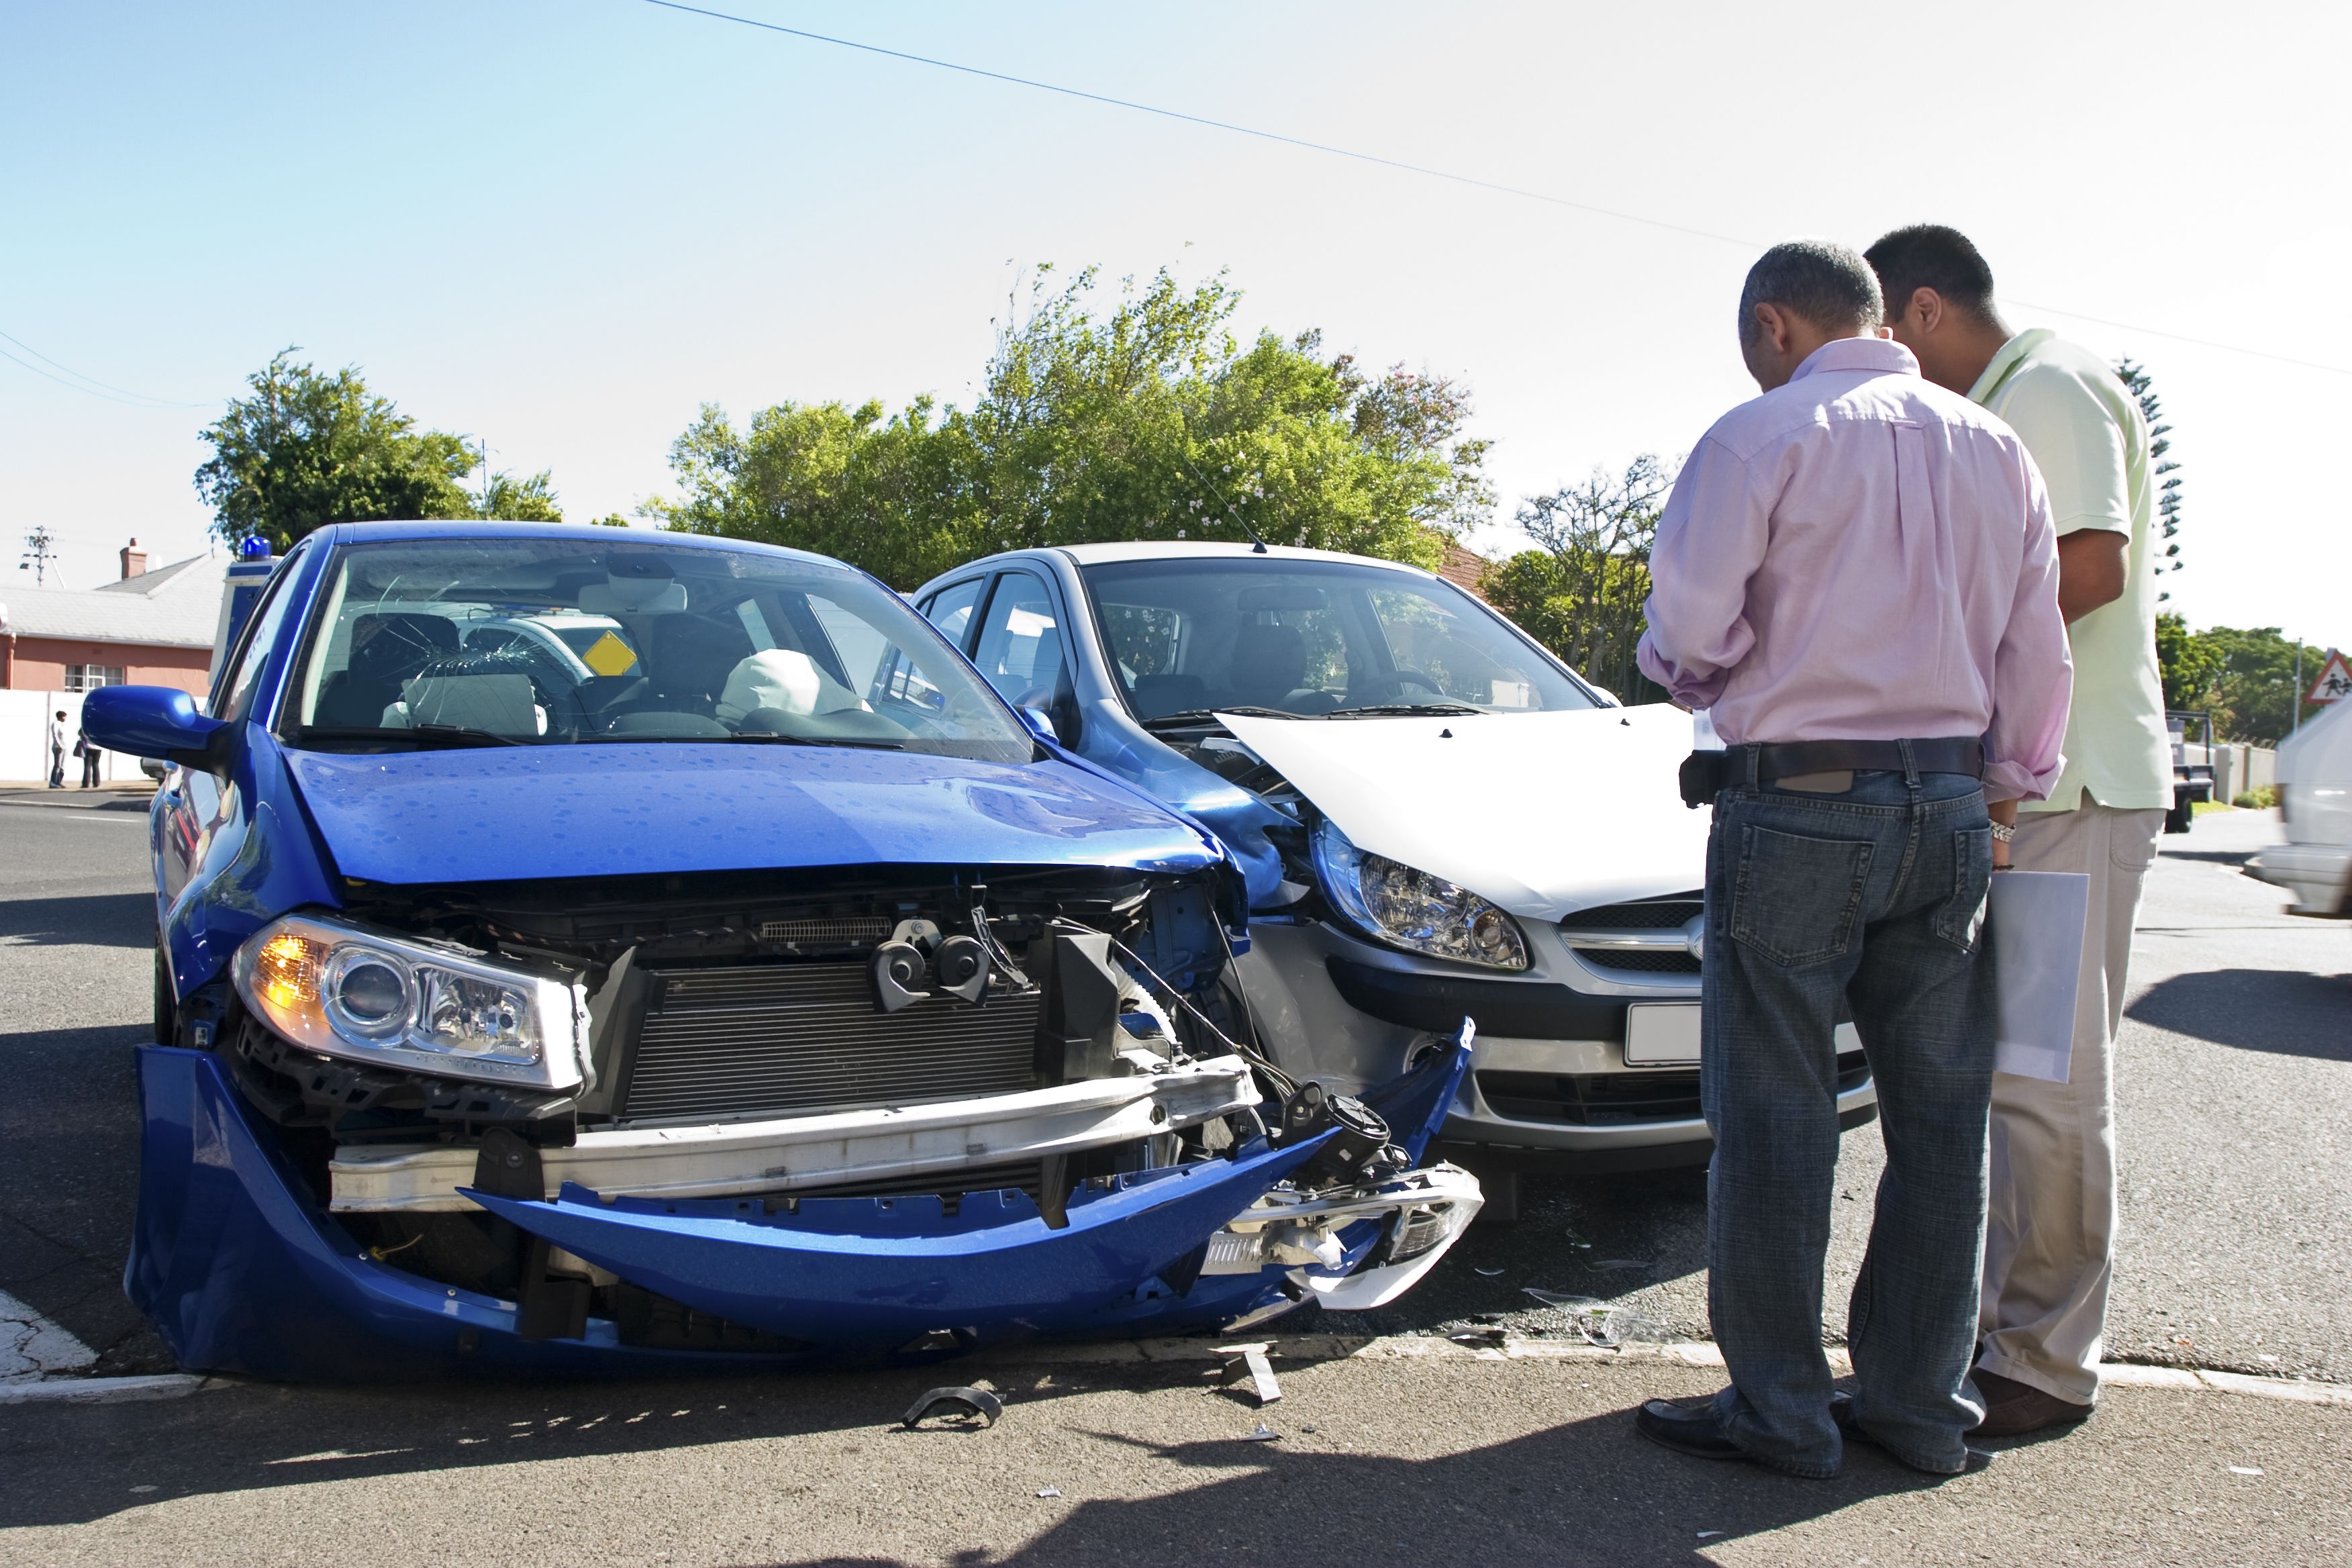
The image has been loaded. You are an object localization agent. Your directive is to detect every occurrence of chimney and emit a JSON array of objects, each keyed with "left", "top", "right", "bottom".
[{"left": 119, "top": 537, "right": 147, "bottom": 581}]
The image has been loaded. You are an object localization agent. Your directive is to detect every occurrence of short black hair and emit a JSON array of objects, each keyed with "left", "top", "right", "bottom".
[
  {"left": 1864, "top": 224, "right": 1998, "bottom": 322},
  {"left": 1738, "top": 240, "right": 1883, "bottom": 342}
]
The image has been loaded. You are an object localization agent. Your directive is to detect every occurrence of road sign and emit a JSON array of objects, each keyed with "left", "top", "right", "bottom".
[{"left": 2308, "top": 649, "right": 2352, "bottom": 705}]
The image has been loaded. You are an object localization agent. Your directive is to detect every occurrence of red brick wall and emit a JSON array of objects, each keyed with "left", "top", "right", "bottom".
[{"left": 4, "top": 636, "right": 211, "bottom": 696}]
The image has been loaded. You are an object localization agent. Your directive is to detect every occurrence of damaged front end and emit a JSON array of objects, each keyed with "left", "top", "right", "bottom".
[{"left": 138, "top": 863, "right": 1476, "bottom": 1380}]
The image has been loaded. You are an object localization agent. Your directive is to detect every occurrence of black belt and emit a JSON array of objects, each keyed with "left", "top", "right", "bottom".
[{"left": 1679, "top": 738, "right": 1983, "bottom": 808}]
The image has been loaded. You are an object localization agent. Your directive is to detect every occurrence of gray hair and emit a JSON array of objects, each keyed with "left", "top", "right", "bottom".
[{"left": 1738, "top": 240, "right": 1884, "bottom": 342}]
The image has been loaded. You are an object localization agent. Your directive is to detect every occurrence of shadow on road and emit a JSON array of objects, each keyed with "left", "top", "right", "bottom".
[
  {"left": 0, "top": 1365, "right": 1959, "bottom": 1563},
  {"left": 0, "top": 892, "right": 156, "bottom": 948},
  {"left": 2155, "top": 846, "right": 2260, "bottom": 867},
  {"left": 2126, "top": 967, "right": 2352, "bottom": 1061}
]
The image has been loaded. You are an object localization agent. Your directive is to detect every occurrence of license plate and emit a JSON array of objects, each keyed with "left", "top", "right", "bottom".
[{"left": 1624, "top": 1003, "right": 1702, "bottom": 1066}]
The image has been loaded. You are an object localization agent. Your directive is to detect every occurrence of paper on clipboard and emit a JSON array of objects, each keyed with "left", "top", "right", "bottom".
[{"left": 1989, "top": 870, "right": 2090, "bottom": 1083}]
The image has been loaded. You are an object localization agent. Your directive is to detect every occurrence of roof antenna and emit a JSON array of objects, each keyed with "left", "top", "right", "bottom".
[{"left": 1182, "top": 458, "right": 1271, "bottom": 553}]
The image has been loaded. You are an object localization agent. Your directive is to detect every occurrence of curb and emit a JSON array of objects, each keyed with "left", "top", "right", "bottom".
[{"left": 0, "top": 1375, "right": 219, "bottom": 1407}]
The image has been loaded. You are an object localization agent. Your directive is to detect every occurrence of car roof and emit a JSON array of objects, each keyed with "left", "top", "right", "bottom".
[
  {"left": 1031, "top": 540, "right": 1440, "bottom": 575},
  {"left": 321, "top": 520, "right": 848, "bottom": 571}
]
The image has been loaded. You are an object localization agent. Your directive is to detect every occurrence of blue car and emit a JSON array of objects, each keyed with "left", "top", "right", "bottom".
[{"left": 86, "top": 522, "right": 1478, "bottom": 1381}]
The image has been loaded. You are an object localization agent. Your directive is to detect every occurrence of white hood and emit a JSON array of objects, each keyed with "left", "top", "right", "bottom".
[{"left": 1218, "top": 705, "right": 1710, "bottom": 922}]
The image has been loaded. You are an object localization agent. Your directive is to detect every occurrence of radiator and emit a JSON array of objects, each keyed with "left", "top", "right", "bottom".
[{"left": 620, "top": 964, "right": 1042, "bottom": 1126}]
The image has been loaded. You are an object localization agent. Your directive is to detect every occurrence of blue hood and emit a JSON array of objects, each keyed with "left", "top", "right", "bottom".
[{"left": 285, "top": 742, "right": 1225, "bottom": 885}]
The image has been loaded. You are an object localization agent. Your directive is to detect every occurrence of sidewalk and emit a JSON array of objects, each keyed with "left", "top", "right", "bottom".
[{"left": 0, "top": 782, "right": 156, "bottom": 812}]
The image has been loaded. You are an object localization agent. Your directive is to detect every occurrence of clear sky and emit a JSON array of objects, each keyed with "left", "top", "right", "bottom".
[{"left": 5, "top": 1, "right": 2346, "bottom": 652}]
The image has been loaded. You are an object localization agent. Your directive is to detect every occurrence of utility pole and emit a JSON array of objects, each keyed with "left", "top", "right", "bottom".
[
  {"left": 2292, "top": 641, "right": 2304, "bottom": 734},
  {"left": 479, "top": 438, "right": 491, "bottom": 515},
  {"left": 17, "top": 525, "right": 57, "bottom": 585}
]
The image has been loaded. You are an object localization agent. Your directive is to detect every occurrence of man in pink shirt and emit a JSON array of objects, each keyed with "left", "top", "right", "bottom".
[{"left": 1631, "top": 240, "right": 2071, "bottom": 1479}]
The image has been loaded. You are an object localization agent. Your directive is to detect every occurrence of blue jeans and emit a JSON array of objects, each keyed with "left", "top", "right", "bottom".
[{"left": 1702, "top": 761, "right": 1995, "bottom": 1477}]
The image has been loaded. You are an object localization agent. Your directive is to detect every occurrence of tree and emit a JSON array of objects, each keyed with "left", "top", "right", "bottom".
[
  {"left": 194, "top": 351, "right": 479, "bottom": 550},
  {"left": 2154, "top": 611, "right": 2226, "bottom": 712},
  {"left": 646, "top": 266, "right": 1493, "bottom": 588},
  {"left": 2199, "top": 626, "right": 2333, "bottom": 744},
  {"left": 474, "top": 470, "right": 563, "bottom": 522},
  {"left": 2113, "top": 358, "right": 2184, "bottom": 599},
  {"left": 1479, "top": 456, "right": 1675, "bottom": 701}
]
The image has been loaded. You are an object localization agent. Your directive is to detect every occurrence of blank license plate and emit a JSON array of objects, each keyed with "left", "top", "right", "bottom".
[{"left": 1624, "top": 1003, "right": 1702, "bottom": 1066}]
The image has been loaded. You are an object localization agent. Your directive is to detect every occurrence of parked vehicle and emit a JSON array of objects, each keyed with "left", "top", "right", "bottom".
[
  {"left": 84, "top": 523, "right": 1477, "bottom": 1381},
  {"left": 2164, "top": 709, "right": 2218, "bottom": 834},
  {"left": 912, "top": 543, "right": 1875, "bottom": 1206},
  {"left": 2247, "top": 695, "right": 2352, "bottom": 916}
]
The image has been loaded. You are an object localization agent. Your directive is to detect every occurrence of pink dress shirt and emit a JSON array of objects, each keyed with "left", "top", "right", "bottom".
[{"left": 1636, "top": 337, "right": 2070, "bottom": 803}]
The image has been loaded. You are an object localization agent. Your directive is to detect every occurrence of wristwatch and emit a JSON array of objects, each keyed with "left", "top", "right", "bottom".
[{"left": 1989, "top": 821, "right": 2015, "bottom": 843}]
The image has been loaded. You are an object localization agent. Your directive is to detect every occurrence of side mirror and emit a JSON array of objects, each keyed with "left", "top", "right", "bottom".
[
  {"left": 1018, "top": 706, "right": 1059, "bottom": 744},
  {"left": 83, "top": 687, "right": 230, "bottom": 773}
]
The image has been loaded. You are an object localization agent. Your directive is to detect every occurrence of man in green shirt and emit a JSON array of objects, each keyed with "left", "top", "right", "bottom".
[{"left": 1867, "top": 225, "right": 2173, "bottom": 1438}]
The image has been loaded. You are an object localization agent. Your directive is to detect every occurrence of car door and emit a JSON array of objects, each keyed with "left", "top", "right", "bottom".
[{"left": 967, "top": 569, "right": 1081, "bottom": 745}]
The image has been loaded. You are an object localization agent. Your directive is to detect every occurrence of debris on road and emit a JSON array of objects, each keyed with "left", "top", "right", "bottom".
[
  {"left": 1216, "top": 1343, "right": 1281, "bottom": 1406},
  {"left": 1035, "top": 1486, "right": 1062, "bottom": 1498},
  {"left": 902, "top": 1386, "right": 1003, "bottom": 1430},
  {"left": 1240, "top": 1422, "right": 1281, "bottom": 1442},
  {"left": 2229, "top": 1466, "right": 2263, "bottom": 1476}
]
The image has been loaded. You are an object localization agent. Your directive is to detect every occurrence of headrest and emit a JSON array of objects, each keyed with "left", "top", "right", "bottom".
[{"left": 348, "top": 614, "right": 459, "bottom": 680}]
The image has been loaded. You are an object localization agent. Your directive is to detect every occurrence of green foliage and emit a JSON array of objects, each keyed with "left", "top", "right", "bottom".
[
  {"left": 2159, "top": 620, "right": 2333, "bottom": 744},
  {"left": 2113, "top": 358, "right": 2183, "bottom": 598},
  {"left": 646, "top": 266, "right": 1492, "bottom": 588},
  {"left": 2232, "top": 786, "right": 2277, "bottom": 810},
  {"left": 194, "top": 350, "right": 479, "bottom": 550},
  {"left": 2155, "top": 611, "right": 2225, "bottom": 712},
  {"left": 474, "top": 470, "right": 563, "bottom": 522},
  {"left": 1479, "top": 456, "right": 1674, "bottom": 701}
]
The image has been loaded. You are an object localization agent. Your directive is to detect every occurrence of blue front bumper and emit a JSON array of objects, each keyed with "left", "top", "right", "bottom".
[{"left": 128, "top": 1045, "right": 1461, "bottom": 1381}]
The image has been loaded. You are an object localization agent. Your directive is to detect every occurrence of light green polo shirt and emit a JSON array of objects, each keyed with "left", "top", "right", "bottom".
[{"left": 1970, "top": 329, "right": 2173, "bottom": 813}]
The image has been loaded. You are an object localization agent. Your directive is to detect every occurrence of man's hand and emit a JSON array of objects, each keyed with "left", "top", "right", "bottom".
[{"left": 2056, "top": 530, "right": 2128, "bottom": 623}]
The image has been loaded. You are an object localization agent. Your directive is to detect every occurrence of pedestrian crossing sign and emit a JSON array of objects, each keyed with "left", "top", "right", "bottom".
[{"left": 2309, "top": 650, "right": 2352, "bottom": 705}]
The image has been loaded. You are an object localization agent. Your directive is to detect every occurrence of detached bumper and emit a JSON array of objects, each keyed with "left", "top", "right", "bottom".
[{"left": 128, "top": 1044, "right": 1476, "bottom": 1381}]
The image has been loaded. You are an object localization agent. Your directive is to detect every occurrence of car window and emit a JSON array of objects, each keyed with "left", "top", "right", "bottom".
[
  {"left": 920, "top": 578, "right": 987, "bottom": 653},
  {"left": 216, "top": 551, "right": 308, "bottom": 724},
  {"left": 282, "top": 538, "right": 1032, "bottom": 762},
  {"left": 1078, "top": 558, "right": 1596, "bottom": 720},
  {"left": 969, "top": 571, "right": 1069, "bottom": 710}
]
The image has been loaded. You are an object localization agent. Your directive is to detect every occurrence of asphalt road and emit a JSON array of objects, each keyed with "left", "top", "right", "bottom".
[{"left": 1, "top": 792, "right": 2346, "bottom": 1564}]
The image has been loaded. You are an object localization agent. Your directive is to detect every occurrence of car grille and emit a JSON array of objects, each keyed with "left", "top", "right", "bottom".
[
  {"left": 618, "top": 964, "right": 1040, "bottom": 1125},
  {"left": 1477, "top": 1053, "right": 1869, "bottom": 1126},
  {"left": 756, "top": 916, "right": 893, "bottom": 948},
  {"left": 1558, "top": 893, "right": 1704, "bottom": 979}
]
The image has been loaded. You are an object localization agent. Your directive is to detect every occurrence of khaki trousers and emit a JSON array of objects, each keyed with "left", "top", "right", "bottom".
[{"left": 1977, "top": 800, "right": 2164, "bottom": 1404}]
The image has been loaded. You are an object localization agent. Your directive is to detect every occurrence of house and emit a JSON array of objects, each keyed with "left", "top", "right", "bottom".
[
  {"left": 1437, "top": 538, "right": 1491, "bottom": 601},
  {"left": 0, "top": 538, "right": 224, "bottom": 781}
]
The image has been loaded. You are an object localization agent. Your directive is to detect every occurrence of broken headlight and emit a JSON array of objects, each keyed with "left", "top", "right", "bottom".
[
  {"left": 233, "top": 914, "right": 585, "bottom": 1090},
  {"left": 1310, "top": 819, "right": 1528, "bottom": 970}
]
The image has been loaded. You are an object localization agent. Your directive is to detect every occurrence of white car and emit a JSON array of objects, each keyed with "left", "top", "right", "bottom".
[
  {"left": 2249, "top": 696, "right": 2352, "bottom": 916},
  {"left": 912, "top": 542, "right": 1877, "bottom": 1212}
]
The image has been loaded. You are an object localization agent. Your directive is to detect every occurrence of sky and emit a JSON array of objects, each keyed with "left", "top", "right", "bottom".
[{"left": 5, "top": 0, "right": 2347, "bottom": 650}]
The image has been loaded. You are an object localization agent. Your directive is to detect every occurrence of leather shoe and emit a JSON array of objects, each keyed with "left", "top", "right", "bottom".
[
  {"left": 1968, "top": 1369, "right": 2093, "bottom": 1438},
  {"left": 1830, "top": 1393, "right": 1994, "bottom": 1475},
  {"left": 1634, "top": 1395, "right": 1749, "bottom": 1462}
]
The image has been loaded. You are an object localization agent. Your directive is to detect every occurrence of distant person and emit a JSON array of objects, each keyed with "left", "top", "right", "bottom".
[
  {"left": 1868, "top": 224, "right": 2173, "bottom": 1439},
  {"left": 1633, "top": 240, "right": 2070, "bottom": 1477},
  {"left": 76, "top": 722, "right": 101, "bottom": 788},
  {"left": 45, "top": 708, "right": 68, "bottom": 789}
]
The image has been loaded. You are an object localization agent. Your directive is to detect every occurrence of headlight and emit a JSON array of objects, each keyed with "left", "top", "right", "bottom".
[
  {"left": 234, "top": 914, "right": 585, "bottom": 1090},
  {"left": 1311, "top": 819, "right": 1528, "bottom": 970}
]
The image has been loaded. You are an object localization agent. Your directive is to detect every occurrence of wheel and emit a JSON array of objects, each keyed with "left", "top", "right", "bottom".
[
  {"left": 152, "top": 939, "right": 179, "bottom": 1046},
  {"left": 2164, "top": 794, "right": 2195, "bottom": 834}
]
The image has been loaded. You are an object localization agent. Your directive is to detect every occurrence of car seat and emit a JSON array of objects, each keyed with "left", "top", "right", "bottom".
[
  {"left": 1226, "top": 621, "right": 1313, "bottom": 709},
  {"left": 313, "top": 613, "right": 460, "bottom": 729}
]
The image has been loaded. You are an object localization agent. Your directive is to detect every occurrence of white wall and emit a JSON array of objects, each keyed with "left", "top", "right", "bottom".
[{"left": 0, "top": 689, "right": 128, "bottom": 785}]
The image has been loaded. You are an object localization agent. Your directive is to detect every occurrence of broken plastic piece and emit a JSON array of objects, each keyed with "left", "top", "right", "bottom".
[
  {"left": 1473, "top": 1265, "right": 1504, "bottom": 1277},
  {"left": 1241, "top": 1422, "right": 1281, "bottom": 1442},
  {"left": 901, "top": 1386, "right": 1003, "bottom": 1430},
  {"left": 2228, "top": 1466, "right": 2263, "bottom": 1476},
  {"left": 1035, "top": 1485, "right": 1061, "bottom": 1498},
  {"left": 1218, "top": 1344, "right": 1282, "bottom": 1406}
]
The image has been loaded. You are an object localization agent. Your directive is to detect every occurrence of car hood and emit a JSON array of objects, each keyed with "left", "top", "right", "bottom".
[
  {"left": 1218, "top": 705, "right": 1710, "bottom": 921},
  {"left": 285, "top": 742, "right": 1222, "bottom": 885}
]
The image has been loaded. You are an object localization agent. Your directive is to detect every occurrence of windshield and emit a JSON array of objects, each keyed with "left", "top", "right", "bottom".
[
  {"left": 286, "top": 537, "right": 1034, "bottom": 763},
  {"left": 1079, "top": 558, "right": 1597, "bottom": 722}
]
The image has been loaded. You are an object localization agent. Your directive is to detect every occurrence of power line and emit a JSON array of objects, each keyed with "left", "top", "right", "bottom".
[
  {"left": 0, "top": 329, "right": 209, "bottom": 408},
  {"left": 640, "top": 0, "right": 2352, "bottom": 380}
]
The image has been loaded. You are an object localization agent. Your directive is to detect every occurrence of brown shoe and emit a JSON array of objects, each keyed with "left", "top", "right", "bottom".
[{"left": 1969, "top": 1369, "right": 2093, "bottom": 1438}]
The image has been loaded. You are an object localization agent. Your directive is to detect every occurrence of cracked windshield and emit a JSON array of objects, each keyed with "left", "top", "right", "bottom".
[
  {"left": 1081, "top": 557, "right": 1598, "bottom": 722},
  {"left": 288, "top": 538, "right": 1032, "bottom": 761}
]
